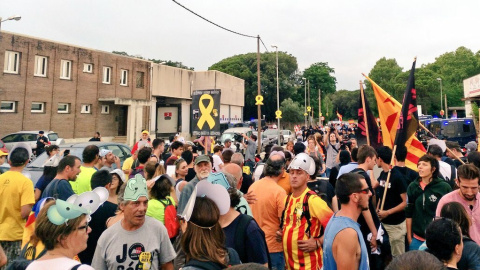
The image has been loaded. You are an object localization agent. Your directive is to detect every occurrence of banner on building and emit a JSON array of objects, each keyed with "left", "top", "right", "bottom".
[{"left": 192, "top": 89, "right": 221, "bottom": 136}]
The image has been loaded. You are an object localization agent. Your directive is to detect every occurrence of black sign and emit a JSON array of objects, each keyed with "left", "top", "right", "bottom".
[{"left": 192, "top": 89, "right": 221, "bottom": 136}]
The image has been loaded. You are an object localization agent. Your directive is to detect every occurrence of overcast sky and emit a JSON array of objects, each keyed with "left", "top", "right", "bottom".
[{"left": 2, "top": 0, "right": 480, "bottom": 90}]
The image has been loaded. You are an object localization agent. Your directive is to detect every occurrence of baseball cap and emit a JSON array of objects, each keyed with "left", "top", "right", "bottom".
[
  {"left": 288, "top": 153, "right": 316, "bottom": 175},
  {"left": 99, "top": 149, "right": 112, "bottom": 157},
  {"left": 142, "top": 130, "right": 149, "bottom": 135},
  {"left": 0, "top": 150, "right": 7, "bottom": 157},
  {"left": 194, "top": 155, "right": 211, "bottom": 165},
  {"left": 39, "top": 131, "right": 44, "bottom": 134},
  {"left": 466, "top": 141, "right": 477, "bottom": 153},
  {"left": 110, "top": 169, "right": 126, "bottom": 183}
]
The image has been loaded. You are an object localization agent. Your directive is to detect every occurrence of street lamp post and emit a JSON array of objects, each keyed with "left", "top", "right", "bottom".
[
  {"left": 271, "top": 45, "right": 281, "bottom": 145},
  {"left": 437, "top": 78, "right": 443, "bottom": 118},
  {"left": 302, "top": 77, "right": 307, "bottom": 127},
  {"left": 0, "top": 15, "right": 21, "bottom": 32}
]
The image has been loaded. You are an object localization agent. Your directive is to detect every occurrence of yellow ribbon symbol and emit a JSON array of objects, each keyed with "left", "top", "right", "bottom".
[
  {"left": 304, "top": 112, "right": 308, "bottom": 116},
  {"left": 255, "top": 95, "right": 264, "bottom": 105},
  {"left": 276, "top": 110, "right": 282, "bottom": 119},
  {"left": 307, "top": 106, "right": 311, "bottom": 112},
  {"left": 197, "top": 94, "right": 216, "bottom": 130}
]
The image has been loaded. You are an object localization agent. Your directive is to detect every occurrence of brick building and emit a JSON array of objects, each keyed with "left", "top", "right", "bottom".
[{"left": 0, "top": 31, "right": 152, "bottom": 145}]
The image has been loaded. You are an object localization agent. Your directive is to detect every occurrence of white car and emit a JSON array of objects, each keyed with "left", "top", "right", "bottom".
[
  {"left": 281, "top": 130, "right": 295, "bottom": 143},
  {"left": 1, "top": 131, "right": 62, "bottom": 151}
]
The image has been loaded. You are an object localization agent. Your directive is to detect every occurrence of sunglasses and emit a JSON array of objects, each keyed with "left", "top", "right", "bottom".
[
  {"left": 353, "top": 188, "right": 370, "bottom": 195},
  {"left": 77, "top": 222, "right": 89, "bottom": 232}
]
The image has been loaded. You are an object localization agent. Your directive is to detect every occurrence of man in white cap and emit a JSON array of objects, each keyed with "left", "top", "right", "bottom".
[
  {"left": 0, "top": 143, "right": 35, "bottom": 268},
  {"left": 92, "top": 175, "right": 175, "bottom": 270},
  {"left": 100, "top": 149, "right": 120, "bottom": 172},
  {"left": 278, "top": 153, "right": 333, "bottom": 270}
]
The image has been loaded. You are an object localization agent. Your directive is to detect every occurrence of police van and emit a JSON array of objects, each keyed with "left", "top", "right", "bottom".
[{"left": 428, "top": 118, "right": 476, "bottom": 147}]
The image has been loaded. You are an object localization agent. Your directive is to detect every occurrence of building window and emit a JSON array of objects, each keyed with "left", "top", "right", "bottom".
[
  {"left": 101, "top": 105, "right": 110, "bottom": 114},
  {"left": 83, "top": 63, "right": 93, "bottom": 73},
  {"left": 60, "top": 60, "right": 72, "bottom": 80},
  {"left": 57, "top": 103, "right": 70, "bottom": 114},
  {"left": 81, "top": 104, "right": 92, "bottom": 114},
  {"left": 103, "top": 66, "right": 112, "bottom": 84},
  {"left": 34, "top": 56, "right": 48, "bottom": 77},
  {"left": 120, "top": 69, "right": 128, "bottom": 86},
  {"left": 4, "top": 51, "right": 20, "bottom": 74},
  {"left": 0, "top": 101, "right": 16, "bottom": 112},
  {"left": 31, "top": 102, "right": 45, "bottom": 113},
  {"left": 136, "top": 71, "right": 144, "bottom": 88}
]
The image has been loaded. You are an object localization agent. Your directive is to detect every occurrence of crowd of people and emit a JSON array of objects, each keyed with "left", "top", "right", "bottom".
[{"left": 0, "top": 125, "right": 480, "bottom": 270}]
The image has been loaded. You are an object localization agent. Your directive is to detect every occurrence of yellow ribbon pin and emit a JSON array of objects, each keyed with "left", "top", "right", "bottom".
[
  {"left": 307, "top": 106, "right": 311, "bottom": 112},
  {"left": 197, "top": 94, "right": 216, "bottom": 130},
  {"left": 275, "top": 110, "right": 282, "bottom": 119},
  {"left": 255, "top": 95, "right": 264, "bottom": 105}
]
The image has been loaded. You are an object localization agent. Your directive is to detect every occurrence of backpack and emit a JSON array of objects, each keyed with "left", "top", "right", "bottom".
[
  {"left": 183, "top": 248, "right": 240, "bottom": 270},
  {"left": 6, "top": 241, "right": 47, "bottom": 270},
  {"left": 280, "top": 191, "right": 324, "bottom": 238},
  {"left": 158, "top": 198, "right": 179, "bottom": 239},
  {"left": 233, "top": 214, "right": 271, "bottom": 268}
]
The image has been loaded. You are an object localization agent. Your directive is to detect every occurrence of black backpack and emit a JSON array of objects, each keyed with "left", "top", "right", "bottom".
[
  {"left": 6, "top": 242, "right": 47, "bottom": 270},
  {"left": 233, "top": 214, "right": 271, "bottom": 269}
]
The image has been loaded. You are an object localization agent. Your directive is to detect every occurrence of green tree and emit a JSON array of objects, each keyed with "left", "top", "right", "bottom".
[
  {"left": 302, "top": 62, "right": 337, "bottom": 119},
  {"left": 209, "top": 52, "right": 299, "bottom": 121},
  {"left": 329, "top": 90, "right": 360, "bottom": 120},
  {"left": 279, "top": 98, "right": 305, "bottom": 124},
  {"left": 425, "top": 47, "right": 480, "bottom": 107}
]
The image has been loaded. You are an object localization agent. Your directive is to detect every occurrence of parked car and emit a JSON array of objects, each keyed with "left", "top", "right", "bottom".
[
  {"left": 0, "top": 142, "right": 131, "bottom": 186},
  {"left": 0, "top": 139, "right": 8, "bottom": 153},
  {"left": 427, "top": 118, "right": 476, "bottom": 147},
  {"left": 262, "top": 129, "right": 284, "bottom": 145},
  {"left": 281, "top": 130, "right": 296, "bottom": 143},
  {"left": 1, "top": 131, "right": 62, "bottom": 152}
]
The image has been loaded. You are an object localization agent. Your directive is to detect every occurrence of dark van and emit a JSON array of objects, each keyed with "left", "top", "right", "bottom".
[{"left": 428, "top": 118, "right": 476, "bottom": 147}]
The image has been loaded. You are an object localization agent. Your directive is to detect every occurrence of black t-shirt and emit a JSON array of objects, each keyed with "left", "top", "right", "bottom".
[
  {"left": 350, "top": 168, "right": 381, "bottom": 236},
  {"left": 185, "top": 168, "right": 196, "bottom": 182},
  {"left": 375, "top": 167, "right": 407, "bottom": 225},
  {"left": 78, "top": 201, "right": 117, "bottom": 264},
  {"left": 36, "top": 135, "right": 48, "bottom": 150},
  {"left": 395, "top": 166, "right": 419, "bottom": 186},
  {"left": 89, "top": 137, "right": 101, "bottom": 141}
]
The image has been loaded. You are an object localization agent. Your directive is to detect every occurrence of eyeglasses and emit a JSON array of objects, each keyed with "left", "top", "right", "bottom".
[
  {"left": 77, "top": 222, "right": 89, "bottom": 232},
  {"left": 353, "top": 188, "right": 370, "bottom": 195}
]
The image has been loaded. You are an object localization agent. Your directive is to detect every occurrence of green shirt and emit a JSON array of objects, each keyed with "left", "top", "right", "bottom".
[
  {"left": 71, "top": 166, "right": 97, "bottom": 194},
  {"left": 146, "top": 196, "right": 176, "bottom": 224}
]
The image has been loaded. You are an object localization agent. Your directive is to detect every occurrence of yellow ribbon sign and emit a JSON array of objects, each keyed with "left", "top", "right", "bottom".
[
  {"left": 255, "top": 95, "right": 264, "bottom": 105},
  {"left": 275, "top": 110, "right": 282, "bottom": 119},
  {"left": 307, "top": 106, "right": 311, "bottom": 112},
  {"left": 197, "top": 94, "right": 216, "bottom": 130},
  {"left": 304, "top": 112, "right": 308, "bottom": 116}
]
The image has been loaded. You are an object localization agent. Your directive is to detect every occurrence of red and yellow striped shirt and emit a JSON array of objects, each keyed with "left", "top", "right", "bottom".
[{"left": 282, "top": 188, "right": 333, "bottom": 270}]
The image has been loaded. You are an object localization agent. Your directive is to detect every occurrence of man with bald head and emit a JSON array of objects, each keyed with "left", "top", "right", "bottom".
[
  {"left": 248, "top": 151, "right": 288, "bottom": 270},
  {"left": 223, "top": 163, "right": 243, "bottom": 189}
]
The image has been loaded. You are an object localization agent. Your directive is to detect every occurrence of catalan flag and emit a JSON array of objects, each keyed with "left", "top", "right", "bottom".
[
  {"left": 365, "top": 72, "right": 425, "bottom": 171},
  {"left": 394, "top": 60, "right": 426, "bottom": 167}
]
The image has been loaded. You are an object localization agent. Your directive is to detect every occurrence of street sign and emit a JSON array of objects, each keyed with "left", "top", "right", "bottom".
[
  {"left": 192, "top": 89, "right": 221, "bottom": 136},
  {"left": 307, "top": 106, "right": 311, "bottom": 112}
]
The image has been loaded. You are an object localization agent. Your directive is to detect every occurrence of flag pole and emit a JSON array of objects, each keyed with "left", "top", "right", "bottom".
[
  {"left": 418, "top": 123, "right": 465, "bottom": 165},
  {"left": 359, "top": 80, "right": 371, "bottom": 146},
  {"left": 380, "top": 145, "right": 397, "bottom": 211}
]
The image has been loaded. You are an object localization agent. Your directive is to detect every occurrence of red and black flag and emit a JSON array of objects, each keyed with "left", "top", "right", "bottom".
[
  {"left": 356, "top": 89, "right": 383, "bottom": 149},
  {"left": 394, "top": 59, "right": 426, "bottom": 162}
]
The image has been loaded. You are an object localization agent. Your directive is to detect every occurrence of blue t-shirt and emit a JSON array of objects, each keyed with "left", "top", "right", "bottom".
[
  {"left": 41, "top": 179, "right": 75, "bottom": 200},
  {"left": 35, "top": 175, "right": 53, "bottom": 193},
  {"left": 223, "top": 214, "right": 268, "bottom": 265}
]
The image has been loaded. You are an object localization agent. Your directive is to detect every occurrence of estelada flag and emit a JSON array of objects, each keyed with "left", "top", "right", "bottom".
[
  {"left": 336, "top": 111, "right": 343, "bottom": 122},
  {"left": 394, "top": 60, "right": 426, "bottom": 166},
  {"left": 365, "top": 73, "right": 425, "bottom": 171},
  {"left": 356, "top": 90, "right": 383, "bottom": 149}
]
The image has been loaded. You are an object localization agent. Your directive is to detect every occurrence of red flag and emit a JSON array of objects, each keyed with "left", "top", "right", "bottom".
[{"left": 356, "top": 90, "right": 383, "bottom": 149}]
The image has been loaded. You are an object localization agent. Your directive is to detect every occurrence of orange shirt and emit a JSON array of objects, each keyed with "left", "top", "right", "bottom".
[
  {"left": 248, "top": 177, "right": 287, "bottom": 253},
  {"left": 281, "top": 188, "right": 333, "bottom": 270},
  {"left": 277, "top": 171, "right": 292, "bottom": 194}
]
